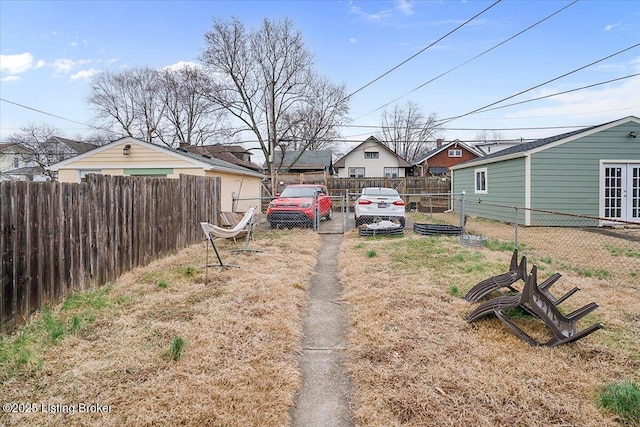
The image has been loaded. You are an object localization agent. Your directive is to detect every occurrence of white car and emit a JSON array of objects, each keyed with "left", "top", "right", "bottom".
[{"left": 355, "top": 187, "right": 406, "bottom": 227}]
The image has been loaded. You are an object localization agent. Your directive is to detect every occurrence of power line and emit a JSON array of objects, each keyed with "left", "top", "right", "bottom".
[
  {"left": 476, "top": 73, "right": 640, "bottom": 113},
  {"left": 362, "top": 0, "right": 579, "bottom": 116},
  {"left": 0, "top": 98, "right": 119, "bottom": 134},
  {"left": 437, "top": 42, "right": 640, "bottom": 125},
  {"left": 345, "top": 0, "right": 502, "bottom": 100}
]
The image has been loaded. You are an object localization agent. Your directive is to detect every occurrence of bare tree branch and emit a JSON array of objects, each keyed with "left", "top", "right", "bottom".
[{"left": 378, "top": 101, "right": 443, "bottom": 162}]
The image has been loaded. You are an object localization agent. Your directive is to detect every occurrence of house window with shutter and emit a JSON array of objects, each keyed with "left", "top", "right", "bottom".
[
  {"left": 384, "top": 167, "right": 399, "bottom": 178},
  {"left": 474, "top": 168, "right": 487, "bottom": 194},
  {"left": 349, "top": 167, "right": 365, "bottom": 178},
  {"left": 364, "top": 151, "right": 379, "bottom": 159},
  {"left": 448, "top": 149, "right": 462, "bottom": 157}
]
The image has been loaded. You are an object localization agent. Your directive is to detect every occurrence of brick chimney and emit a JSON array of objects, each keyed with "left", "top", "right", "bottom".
[
  {"left": 436, "top": 139, "right": 443, "bottom": 148},
  {"left": 179, "top": 142, "right": 190, "bottom": 148}
]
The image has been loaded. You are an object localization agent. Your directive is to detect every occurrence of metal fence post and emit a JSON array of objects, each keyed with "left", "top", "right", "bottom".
[
  {"left": 314, "top": 193, "right": 319, "bottom": 231},
  {"left": 345, "top": 189, "right": 349, "bottom": 231},
  {"left": 460, "top": 191, "right": 466, "bottom": 231},
  {"left": 514, "top": 206, "right": 519, "bottom": 249}
]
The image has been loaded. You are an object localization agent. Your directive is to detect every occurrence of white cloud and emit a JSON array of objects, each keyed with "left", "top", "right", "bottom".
[
  {"left": 0, "top": 52, "right": 34, "bottom": 74},
  {"left": 51, "top": 58, "right": 75, "bottom": 75},
  {"left": 507, "top": 76, "right": 640, "bottom": 122},
  {"left": 1, "top": 75, "right": 21, "bottom": 83},
  {"left": 162, "top": 61, "right": 202, "bottom": 72},
  {"left": 396, "top": 0, "right": 414, "bottom": 15},
  {"left": 70, "top": 38, "right": 89, "bottom": 48},
  {"left": 50, "top": 58, "right": 90, "bottom": 75},
  {"left": 349, "top": 37, "right": 358, "bottom": 43},
  {"left": 70, "top": 68, "right": 99, "bottom": 81},
  {"left": 604, "top": 22, "right": 621, "bottom": 31},
  {"left": 349, "top": 5, "right": 392, "bottom": 21}
]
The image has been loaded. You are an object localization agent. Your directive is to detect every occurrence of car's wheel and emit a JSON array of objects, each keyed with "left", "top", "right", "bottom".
[
  {"left": 399, "top": 217, "right": 406, "bottom": 228},
  {"left": 355, "top": 216, "right": 363, "bottom": 226},
  {"left": 270, "top": 221, "right": 276, "bottom": 229},
  {"left": 325, "top": 209, "right": 332, "bottom": 221}
]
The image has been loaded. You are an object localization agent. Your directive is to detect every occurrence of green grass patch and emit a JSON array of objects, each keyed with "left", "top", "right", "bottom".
[
  {"left": 605, "top": 245, "right": 640, "bottom": 259},
  {"left": 577, "top": 268, "right": 611, "bottom": 279},
  {"left": 485, "top": 239, "right": 516, "bottom": 252},
  {"left": 1, "top": 285, "right": 119, "bottom": 383},
  {"left": 597, "top": 381, "right": 640, "bottom": 425},
  {"left": 501, "top": 306, "right": 532, "bottom": 320},
  {"left": 42, "top": 308, "right": 66, "bottom": 344},
  {"left": 170, "top": 336, "right": 185, "bottom": 361},
  {"left": 366, "top": 250, "right": 377, "bottom": 258},
  {"left": 447, "top": 285, "right": 462, "bottom": 297},
  {"left": 178, "top": 266, "right": 196, "bottom": 277},
  {"left": 157, "top": 279, "right": 170, "bottom": 289}
]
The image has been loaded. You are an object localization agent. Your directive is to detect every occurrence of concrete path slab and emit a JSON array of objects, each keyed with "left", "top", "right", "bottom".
[{"left": 291, "top": 234, "right": 353, "bottom": 427}]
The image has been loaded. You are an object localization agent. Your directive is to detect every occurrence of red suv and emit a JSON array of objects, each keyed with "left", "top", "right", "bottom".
[{"left": 267, "top": 184, "right": 333, "bottom": 228}]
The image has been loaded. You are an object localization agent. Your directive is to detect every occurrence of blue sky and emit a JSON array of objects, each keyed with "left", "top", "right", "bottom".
[{"left": 1, "top": 0, "right": 639, "bottom": 154}]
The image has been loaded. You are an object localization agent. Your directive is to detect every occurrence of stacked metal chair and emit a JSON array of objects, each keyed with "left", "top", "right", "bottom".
[{"left": 464, "top": 250, "right": 604, "bottom": 347}]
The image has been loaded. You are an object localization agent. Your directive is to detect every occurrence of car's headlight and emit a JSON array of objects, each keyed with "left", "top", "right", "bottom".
[
  {"left": 299, "top": 202, "right": 312, "bottom": 208},
  {"left": 269, "top": 201, "right": 276, "bottom": 208}
]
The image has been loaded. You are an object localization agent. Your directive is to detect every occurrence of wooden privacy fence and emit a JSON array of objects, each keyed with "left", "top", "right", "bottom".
[
  {"left": 0, "top": 174, "right": 221, "bottom": 334},
  {"left": 262, "top": 175, "right": 451, "bottom": 197}
]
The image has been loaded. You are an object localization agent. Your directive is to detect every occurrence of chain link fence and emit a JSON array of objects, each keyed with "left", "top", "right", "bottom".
[
  {"left": 231, "top": 190, "right": 639, "bottom": 284},
  {"left": 441, "top": 194, "right": 640, "bottom": 283},
  {"left": 231, "top": 193, "right": 348, "bottom": 233}
]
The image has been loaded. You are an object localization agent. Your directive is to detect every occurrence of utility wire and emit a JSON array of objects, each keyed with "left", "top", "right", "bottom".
[
  {"left": 0, "top": 98, "right": 118, "bottom": 134},
  {"left": 363, "top": 0, "right": 579, "bottom": 116},
  {"left": 437, "top": 42, "right": 640, "bottom": 125},
  {"left": 345, "top": 0, "right": 502, "bottom": 100},
  {"left": 475, "top": 73, "right": 640, "bottom": 113}
]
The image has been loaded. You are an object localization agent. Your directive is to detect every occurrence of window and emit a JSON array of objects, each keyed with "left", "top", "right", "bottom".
[
  {"left": 448, "top": 149, "right": 462, "bottom": 157},
  {"left": 13, "top": 157, "right": 19, "bottom": 168},
  {"left": 475, "top": 168, "right": 487, "bottom": 194},
  {"left": 79, "top": 170, "right": 102, "bottom": 183},
  {"left": 384, "top": 167, "right": 399, "bottom": 178},
  {"left": 348, "top": 167, "right": 365, "bottom": 178},
  {"left": 364, "top": 151, "right": 379, "bottom": 159}
]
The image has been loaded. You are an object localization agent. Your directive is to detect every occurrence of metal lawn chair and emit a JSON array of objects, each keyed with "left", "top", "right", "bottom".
[{"left": 199, "top": 207, "right": 261, "bottom": 268}]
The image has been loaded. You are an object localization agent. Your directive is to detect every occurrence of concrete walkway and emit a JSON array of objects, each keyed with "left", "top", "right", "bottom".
[{"left": 291, "top": 234, "right": 353, "bottom": 427}]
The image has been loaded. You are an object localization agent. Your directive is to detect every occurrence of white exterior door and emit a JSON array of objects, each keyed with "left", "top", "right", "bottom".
[{"left": 602, "top": 163, "right": 640, "bottom": 224}]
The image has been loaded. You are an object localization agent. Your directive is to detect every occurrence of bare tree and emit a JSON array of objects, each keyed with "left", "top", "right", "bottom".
[
  {"left": 159, "top": 64, "right": 229, "bottom": 146},
  {"left": 473, "top": 129, "right": 504, "bottom": 143},
  {"left": 200, "top": 17, "right": 349, "bottom": 191},
  {"left": 88, "top": 66, "right": 233, "bottom": 147},
  {"left": 88, "top": 68, "right": 168, "bottom": 145},
  {"left": 6, "top": 123, "right": 88, "bottom": 181},
  {"left": 282, "top": 75, "right": 349, "bottom": 152},
  {"left": 378, "top": 101, "right": 442, "bottom": 162}
]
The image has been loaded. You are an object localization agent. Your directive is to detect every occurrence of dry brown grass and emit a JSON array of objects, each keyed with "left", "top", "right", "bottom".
[
  {"left": 340, "top": 225, "right": 640, "bottom": 426},
  {"left": 2, "top": 218, "right": 639, "bottom": 426},
  {"left": 1, "top": 231, "right": 320, "bottom": 426}
]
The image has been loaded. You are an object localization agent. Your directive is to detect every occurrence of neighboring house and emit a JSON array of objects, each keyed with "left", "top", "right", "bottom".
[
  {"left": 183, "top": 143, "right": 263, "bottom": 172},
  {"left": 272, "top": 149, "right": 333, "bottom": 174},
  {"left": 333, "top": 136, "right": 411, "bottom": 178},
  {"left": 0, "top": 143, "right": 34, "bottom": 181},
  {"left": 473, "top": 138, "right": 527, "bottom": 155},
  {"left": 0, "top": 137, "right": 96, "bottom": 181},
  {"left": 412, "top": 139, "right": 483, "bottom": 176},
  {"left": 451, "top": 116, "right": 640, "bottom": 226},
  {"left": 47, "top": 137, "right": 265, "bottom": 212}
]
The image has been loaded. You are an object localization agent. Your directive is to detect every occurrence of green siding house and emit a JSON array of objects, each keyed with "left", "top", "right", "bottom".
[{"left": 451, "top": 116, "right": 640, "bottom": 227}]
